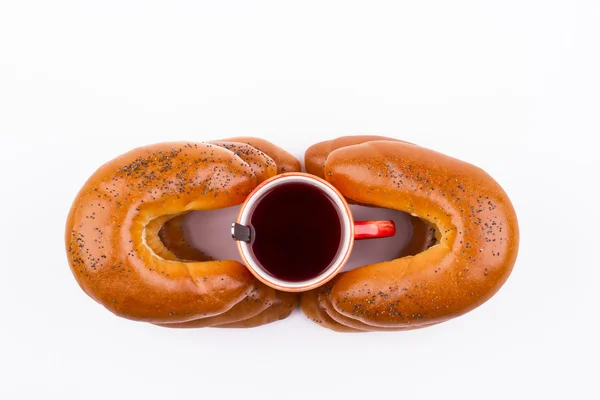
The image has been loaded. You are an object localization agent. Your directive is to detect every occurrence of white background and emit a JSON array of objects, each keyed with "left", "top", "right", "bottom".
[{"left": 1, "top": 1, "right": 598, "bottom": 399}]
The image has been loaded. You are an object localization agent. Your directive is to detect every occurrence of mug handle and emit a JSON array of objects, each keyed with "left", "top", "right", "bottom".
[{"left": 354, "top": 220, "right": 396, "bottom": 240}]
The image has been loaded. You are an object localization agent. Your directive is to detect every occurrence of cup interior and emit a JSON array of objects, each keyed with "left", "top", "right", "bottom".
[{"left": 236, "top": 173, "right": 354, "bottom": 292}]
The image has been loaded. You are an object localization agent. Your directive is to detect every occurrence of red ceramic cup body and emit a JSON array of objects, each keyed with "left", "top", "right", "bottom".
[{"left": 235, "top": 172, "right": 395, "bottom": 292}]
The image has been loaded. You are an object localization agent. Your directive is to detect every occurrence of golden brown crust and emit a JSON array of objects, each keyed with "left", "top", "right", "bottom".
[
  {"left": 209, "top": 141, "right": 277, "bottom": 183},
  {"left": 67, "top": 139, "right": 300, "bottom": 328},
  {"left": 304, "top": 135, "right": 409, "bottom": 178},
  {"left": 298, "top": 280, "right": 438, "bottom": 332},
  {"left": 225, "top": 137, "right": 301, "bottom": 174},
  {"left": 317, "top": 284, "right": 400, "bottom": 331},
  {"left": 300, "top": 288, "right": 362, "bottom": 333},
  {"left": 301, "top": 137, "right": 519, "bottom": 331},
  {"left": 66, "top": 142, "right": 258, "bottom": 323},
  {"left": 218, "top": 291, "right": 298, "bottom": 329},
  {"left": 155, "top": 282, "right": 277, "bottom": 328}
]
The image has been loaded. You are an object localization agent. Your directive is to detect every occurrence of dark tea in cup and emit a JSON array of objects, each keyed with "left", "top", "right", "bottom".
[{"left": 250, "top": 182, "right": 343, "bottom": 282}]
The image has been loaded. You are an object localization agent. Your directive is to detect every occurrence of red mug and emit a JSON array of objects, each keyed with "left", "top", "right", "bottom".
[{"left": 232, "top": 172, "right": 395, "bottom": 292}]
